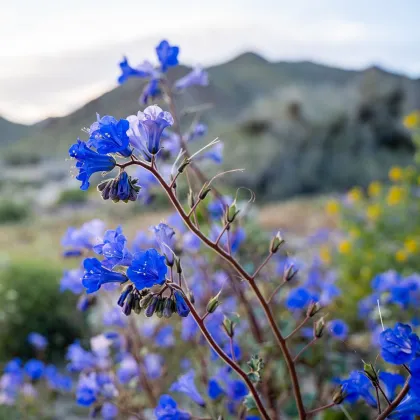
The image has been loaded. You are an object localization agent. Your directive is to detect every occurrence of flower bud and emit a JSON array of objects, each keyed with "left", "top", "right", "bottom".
[
  {"left": 225, "top": 201, "right": 239, "bottom": 223},
  {"left": 314, "top": 317, "right": 326, "bottom": 338},
  {"left": 174, "top": 292, "right": 190, "bottom": 317},
  {"left": 132, "top": 295, "right": 142, "bottom": 315},
  {"left": 140, "top": 292, "right": 153, "bottom": 309},
  {"left": 199, "top": 184, "right": 212, "bottom": 200},
  {"left": 332, "top": 385, "right": 346, "bottom": 405},
  {"left": 97, "top": 179, "right": 113, "bottom": 200},
  {"left": 283, "top": 263, "right": 298, "bottom": 282},
  {"left": 187, "top": 290, "right": 195, "bottom": 305},
  {"left": 117, "top": 284, "right": 134, "bottom": 307},
  {"left": 188, "top": 190, "right": 195, "bottom": 209},
  {"left": 363, "top": 363, "right": 379, "bottom": 384},
  {"left": 175, "top": 258, "right": 183, "bottom": 274},
  {"left": 306, "top": 301, "right": 321, "bottom": 317},
  {"left": 122, "top": 292, "right": 134, "bottom": 316},
  {"left": 177, "top": 159, "right": 190, "bottom": 174},
  {"left": 223, "top": 316, "right": 235, "bottom": 338},
  {"left": 270, "top": 231, "right": 285, "bottom": 253},
  {"left": 155, "top": 297, "right": 165, "bottom": 318},
  {"left": 206, "top": 291, "right": 221, "bottom": 314},
  {"left": 163, "top": 297, "right": 175, "bottom": 318},
  {"left": 145, "top": 296, "right": 159, "bottom": 317}
]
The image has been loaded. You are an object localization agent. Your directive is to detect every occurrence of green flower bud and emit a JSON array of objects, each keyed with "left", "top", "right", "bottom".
[
  {"left": 177, "top": 159, "right": 190, "bottom": 174},
  {"left": 140, "top": 293, "right": 153, "bottom": 309},
  {"left": 175, "top": 258, "right": 183, "bottom": 274},
  {"left": 223, "top": 316, "right": 235, "bottom": 338},
  {"left": 132, "top": 295, "right": 142, "bottom": 315},
  {"left": 225, "top": 200, "right": 239, "bottom": 223},
  {"left": 363, "top": 363, "right": 379, "bottom": 384},
  {"left": 199, "top": 184, "right": 212, "bottom": 200},
  {"left": 270, "top": 231, "right": 285, "bottom": 253},
  {"left": 206, "top": 291, "right": 221, "bottom": 314},
  {"left": 332, "top": 385, "right": 346, "bottom": 405},
  {"left": 155, "top": 297, "right": 165, "bottom": 318},
  {"left": 187, "top": 290, "right": 195, "bottom": 304},
  {"left": 306, "top": 301, "right": 321, "bottom": 317},
  {"left": 284, "top": 263, "right": 298, "bottom": 282},
  {"left": 314, "top": 317, "right": 326, "bottom": 338},
  {"left": 188, "top": 190, "right": 195, "bottom": 209}
]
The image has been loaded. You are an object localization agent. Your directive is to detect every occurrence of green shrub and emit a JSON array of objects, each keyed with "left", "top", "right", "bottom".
[
  {"left": 56, "top": 188, "right": 88, "bottom": 205},
  {"left": 0, "top": 258, "right": 87, "bottom": 361},
  {"left": 0, "top": 200, "right": 30, "bottom": 223}
]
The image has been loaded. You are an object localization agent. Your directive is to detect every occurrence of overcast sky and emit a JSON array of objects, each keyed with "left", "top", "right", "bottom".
[{"left": 1, "top": 0, "right": 419, "bottom": 124}]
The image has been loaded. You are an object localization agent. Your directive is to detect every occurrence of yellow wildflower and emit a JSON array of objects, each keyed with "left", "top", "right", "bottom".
[
  {"left": 347, "top": 187, "right": 363, "bottom": 203},
  {"left": 319, "top": 245, "right": 331, "bottom": 265},
  {"left": 395, "top": 250, "right": 408, "bottom": 263},
  {"left": 368, "top": 181, "right": 382, "bottom": 197},
  {"left": 325, "top": 199, "right": 339, "bottom": 215},
  {"left": 405, "top": 239, "right": 418, "bottom": 254},
  {"left": 338, "top": 240, "right": 352, "bottom": 255},
  {"left": 389, "top": 166, "right": 403, "bottom": 182},
  {"left": 403, "top": 111, "right": 420, "bottom": 129},
  {"left": 387, "top": 186, "right": 405, "bottom": 206},
  {"left": 366, "top": 204, "right": 382, "bottom": 221}
]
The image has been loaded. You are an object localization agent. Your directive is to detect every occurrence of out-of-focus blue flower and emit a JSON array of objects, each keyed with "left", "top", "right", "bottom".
[
  {"left": 69, "top": 140, "right": 116, "bottom": 190},
  {"left": 208, "top": 379, "right": 225, "bottom": 400},
  {"left": 154, "top": 394, "right": 191, "bottom": 420},
  {"left": 103, "top": 307, "right": 127, "bottom": 328},
  {"left": 152, "top": 223, "right": 176, "bottom": 265},
  {"left": 174, "top": 292, "right": 190, "bottom": 317},
  {"left": 175, "top": 67, "right": 209, "bottom": 90},
  {"left": 60, "top": 269, "right": 84, "bottom": 294},
  {"left": 167, "top": 213, "right": 187, "bottom": 233},
  {"left": 372, "top": 271, "right": 402, "bottom": 292},
  {"left": 144, "top": 353, "right": 163, "bottom": 379},
  {"left": 24, "top": 359, "right": 44, "bottom": 381},
  {"left": 286, "top": 287, "right": 316, "bottom": 311},
  {"left": 140, "top": 78, "right": 161, "bottom": 105},
  {"left": 127, "top": 105, "right": 174, "bottom": 158},
  {"left": 61, "top": 219, "right": 105, "bottom": 254},
  {"left": 340, "top": 371, "right": 377, "bottom": 407},
  {"left": 132, "top": 230, "right": 157, "bottom": 252},
  {"left": 118, "top": 57, "right": 155, "bottom": 84},
  {"left": 186, "top": 123, "right": 208, "bottom": 142},
  {"left": 170, "top": 370, "right": 205, "bottom": 406},
  {"left": 181, "top": 315, "right": 199, "bottom": 341},
  {"left": 102, "top": 402, "right": 118, "bottom": 419},
  {"left": 82, "top": 258, "right": 128, "bottom": 294},
  {"left": 210, "top": 225, "right": 246, "bottom": 253},
  {"left": 88, "top": 114, "right": 132, "bottom": 157},
  {"left": 227, "top": 379, "right": 248, "bottom": 401},
  {"left": 183, "top": 232, "right": 201, "bottom": 253},
  {"left": 76, "top": 373, "right": 98, "bottom": 406},
  {"left": 197, "top": 141, "right": 224, "bottom": 164},
  {"left": 155, "top": 325, "right": 175, "bottom": 347},
  {"left": 27, "top": 333, "right": 48, "bottom": 350},
  {"left": 117, "top": 354, "right": 139, "bottom": 384},
  {"left": 156, "top": 40, "right": 179, "bottom": 72},
  {"left": 328, "top": 319, "right": 349, "bottom": 340},
  {"left": 380, "top": 323, "right": 420, "bottom": 365},
  {"left": 127, "top": 249, "right": 167, "bottom": 290},
  {"left": 66, "top": 342, "right": 96, "bottom": 372},
  {"left": 208, "top": 196, "right": 232, "bottom": 220},
  {"left": 410, "top": 358, "right": 420, "bottom": 396},
  {"left": 93, "top": 226, "right": 133, "bottom": 269},
  {"left": 379, "top": 371, "right": 405, "bottom": 400},
  {"left": 45, "top": 365, "right": 73, "bottom": 393},
  {"left": 388, "top": 391, "right": 420, "bottom": 418}
]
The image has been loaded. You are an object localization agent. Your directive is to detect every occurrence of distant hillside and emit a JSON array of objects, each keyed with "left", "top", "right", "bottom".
[
  {"left": 0, "top": 117, "right": 31, "bottom": 146},
  {"left": 3, "top": 53, "right": 420, "bottom": 199}
]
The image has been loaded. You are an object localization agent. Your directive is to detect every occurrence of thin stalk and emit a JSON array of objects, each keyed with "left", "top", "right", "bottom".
[
  {"left": 267, "top": 281, "right": 287, "bottom": 304},
  {"left": 375, "top": 386, "right": 382, "bottom": 414},
  {"left": 293, "top": 338, "right": 318, "bottom": 363},
  {"left": 307, "top": 402, "right": 335, "bottom": 417},
  {"left": 377, "top": 383, "right": 391, "bottom": 406},
  {"left": 375, "top": 379, "right": 410, "bottom": 420},
  {"left": 252, "top": 252, "right": 274, "bottom": 279},
  {"left": 286, "top": 316, "right": 310, "bottom": 341}
]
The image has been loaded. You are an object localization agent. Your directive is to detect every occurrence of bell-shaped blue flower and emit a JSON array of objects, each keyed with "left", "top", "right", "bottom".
[
  {"left": 24, "top": 359, "right": 45, "bottom": 381},
  {"left": 69, "top": 140, "right": 116, "bottom": 190},
  {"left": 170, "top": 370, "right": 205, "bottom": 406},
  {"left": 379, "top": 371, "right": 405, "bottom": 400},
  {"left": 154, "top": 395, "right": 191, "bottom": 420},
  {"left": 82, "top": 258, "right": 128, "bottom": 294},
  {"left": 379, "top": 323, "right": 420, "bottom": 365},
  {"left": 285, "top": 287, "right": 316, "bottom": 311},
  {"left": 156, "top": 40, "right": 179, "bottom": 72},
  {"left": 127, "top": 105, "right": 173, "bottom": 158},
  {"left": 88, "top": 115, "right": 132, "bottom": 157},
  {"left": 208, "top": 378, "right": 225, "bottom": 400},
  {"left": 127, "top": 249, "right": 167, "bottom": 290},
  {"left": 340, "top": 371, "right": 377, "bottom": 407},
  {"left": 118, "top": 57, "right": 155, "bottom": 84},
  {"left": 76, "top": 373, "right": 98, "bottom": 406},
  {"left": 152, "top": 222, "right": 176, "bottom": 265},
  {"left": 175, "top": 67, "right": 209, "bottom": 90},
  {"left": 174, "top": 291, "right": 190, "bottom": 317},
  {"left": 328, "top": 319, "right": 349, "bottom": 340},
  {"left": 60, "top": 268, "right": 84, "bottom": 294}
]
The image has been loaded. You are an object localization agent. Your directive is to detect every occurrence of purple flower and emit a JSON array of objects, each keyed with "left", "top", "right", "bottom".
[
  {"left": 175, "top": 67, "right": 209, "bottom": 90},
  {"left": 328, "top": 319, "right": 349, "bottom": 340},
  {"left": 103, "top": 307, "right": 127, "bottom": 328},
  {"left": 45, "top": 365, "right": 73, "bottom": 393},
  {"left": 170, "top": 370, "right": 205, "bottom": 406},
  {"left": 152, "top": 223, "right": 176, "bottom": 265},
  {"left": 24, "top": 360, "right": 44, "bottom": 381},
  {"left": 210, "top": 225, "right": 245, "bottom": 253},
  {"left": 154, "top": 394, "right": 190, "bottom": 420},
  {"left": 66, "top": 342, "right": 96, "bottom": 372},
  {"left": 127, "top": 105, "right": 174, "bottom": 158},
  {"left": 208, "top": 196, "right": 232, "bottom": 220},
  {"left": 93, "top": 227, "right": 133, "bottom": 269},
  {"left": 88, "top": 114, "right": 132, "bottom": 157},
  {"left": 140, "top": 78, "right": 161, "bottom": 105},
  {"left": 102, "top": 402, "right": 118, "bottom": 419},
  {"left": 60, "top": 269, "right": 84, "bottom": 294},
  {"left": 127, "top": 249, "right": 167, "bottom": 290},
  {"left": 187, "top": 123, "right": 207, "bottom": 142},
  {"left": 27, "top": 333, "right": 48, "bottom": 350},
  {"left": 69, "top": 140, "right": 116, "bottom": 190},
  {"left": 380, "top": 323, "right": 420, "bottom": 365},
  {"left": 82, "top": 258, "right": 128, "bottom": 294},
  {"left": 156, "top": 40, "right": 179, "bottom": 72}
]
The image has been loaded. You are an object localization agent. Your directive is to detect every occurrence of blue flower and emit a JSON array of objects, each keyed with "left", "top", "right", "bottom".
[
  {"left": 340, "top": 371, "right": 377, "bottom": 407},
  {"left": 170, "top": 370, "right": 205, "bottom": 406},
  {"left": 140, "top": 78, "right": 161, "bottom": 105},
  {"left": 127, "top": 105, "right": 174, "bottom": 158},
  {"left": 66, "top": 342, "right": 96, "bottom": 372},
  {"left": 103, "top": 307, "right": 127, "bottom": 328},
  {"left": 155, "top": 325, "right": 175, "bottom": 347},
  {"left": 27, "top": 332, "right": 48, "bottom": 350},
  {"left": 389, "top": 391, "right": 420, "bottom": 418},
  {"left": 154, "top": 394, "right": 191, "bottom": 420},
  {"left": 102, "top": 402, "right": 118, "bottom": 419},
  {"left": 208, "top": 379, "right": 225, "bottom": 400},
  {"left": 76, "top": 373, "right": 98, "bottom": 406},
  {"left": 197, "top": 141, "right": 224, "bottom": 164},
  {"left": 410, "top": 358, "right": 420, "bottom": 396},
  {"left": 82, "top": 258, "right": 128, "bottom": 294},
  {"left": 60, "top": 269, "right": 84, "bottom": 294},
  {"left": 117, "top": 354, "right": 139, "bottom": 384},
  {"left": 286, "top": 287, "right": 316, "bottom": 310},
  {"left": 380, "top": 323, "right": 420, "bottom": 365},
  {"left": 152, "top": 223, "right": 176, "bottom": 265},
  {"left": 186, "top": 123, "right": 207, "bottom": 142},
  {"left": 156, "top": 40, "right": 179, "bottom": 72},
  {"left": 210, "top": 225, "right": 246, "bottom": 253},
  {"left": 93, "top": 227, "right": 133, "bottom": 269},
  {"left": 208, "top": 196, "right": 232, "bottom": 220},
  {"left": 118, "top": 57, "right": 155, "bottom": 84},
  {"left": 379, "top": 371, "right": 405, "bottom": 400},
  {"left": 127, "top": 249, "right": 167, "bottom": 290},
  {"left": 24, "top": 359, "right": 45, "bottom": 381},
  {"left": 4, "top": 358, "right": 23, "bottom": 374},
  {"left": 328, "top": 319, "right": 349, "bottom": 340},
  {"left": 88, "top": 114, "right": 132, "bottom": 157},
  {"left": 144, "top": 353, "right": 163, "bottom": 379},
  {"left": 69, "top": 140, "right": 116, "bottom": 190},
  {"left": 61, "top": 219, "right": 105, "bottom": 253},
  {"left": 174, "top": 292, "right": 190, "bottom": 318},
  {"left": 175, "top": 67, "right": 209, "bottom": 90}
]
